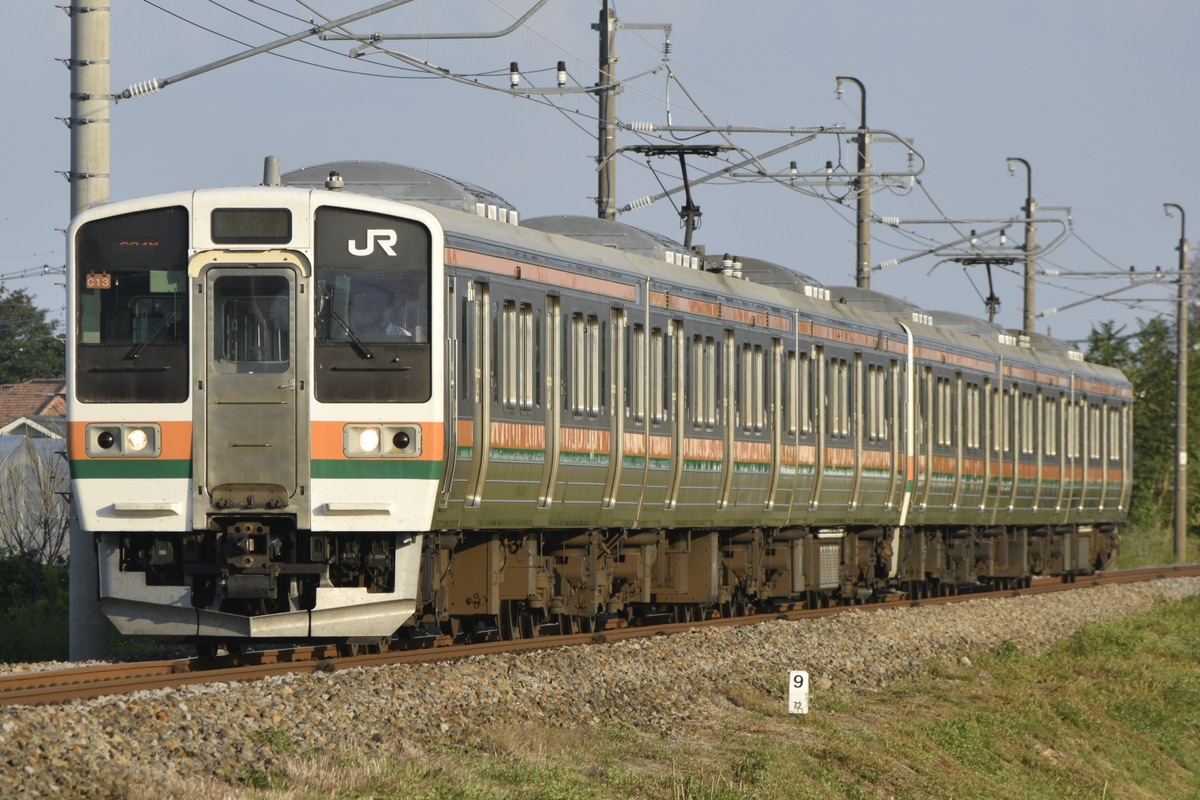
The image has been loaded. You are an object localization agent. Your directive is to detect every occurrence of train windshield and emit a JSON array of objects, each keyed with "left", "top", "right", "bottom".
[
  {"left": 73, "top": 206, "right": 190, "bottom": 403},
  {"left": 316, "top": 270, "right": 428, "bottom": 345},
  {"left": 312, "top": 207, "right": 432, "bottom": 403}
]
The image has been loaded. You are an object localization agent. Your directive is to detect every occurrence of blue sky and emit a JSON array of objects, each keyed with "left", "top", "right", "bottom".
[{"left": 4, "top": 1, "right": 1198, "bottom": 346}]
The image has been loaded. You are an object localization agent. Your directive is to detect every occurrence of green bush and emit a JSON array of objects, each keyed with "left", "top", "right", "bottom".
[{"left": 0, "top": 550, "right": 70, "bottom": 662}]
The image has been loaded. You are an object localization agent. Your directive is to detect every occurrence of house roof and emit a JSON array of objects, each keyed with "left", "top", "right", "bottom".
[
  {"left": 0, "top": 379, "right": 66, "bottom": 428},
  {"left": 0, "top": 415, "right": 64, "bottom": 438}
]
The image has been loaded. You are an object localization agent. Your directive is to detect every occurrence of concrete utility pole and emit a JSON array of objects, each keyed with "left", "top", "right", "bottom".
[
  {"left": 67, "top": 0, "right": 111, "bottom": 661},
  {"left": 1165, "top": 203, "right": 1188, "bottom": 562},
  {"left": 69, "top": 0, "right": 111, "bottom": 217},
  {"left": 837, "top": 77, "right": 871, "bottom": 289},
  {"left": 1007, "top": 157, "right": 1036, "bottom": 337},
  {"left": 595, "top": 0, "right": 617, "bottom": 221}
]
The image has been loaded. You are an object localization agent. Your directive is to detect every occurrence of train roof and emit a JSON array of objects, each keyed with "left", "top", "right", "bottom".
[
  {"left": 700, "top": 253, "right": 825, "bottom": 293},
  {"left": 525, "top": 217, "right": 830, "bottom": 300},
  {"left": 281, "top": 160, "right": 520, "bottom": 222},
  {"left": 929, "top": 310, "right": 1021, "bottom": 347},
  {"left": 827, "top": 286, "right": 932, "bottom": 326},
  {"left": 1018, "top": 330, "right": 1087, "bottom": 361},
  {"left": 522, "top": 215, "right": 698, "bottom": 268}
]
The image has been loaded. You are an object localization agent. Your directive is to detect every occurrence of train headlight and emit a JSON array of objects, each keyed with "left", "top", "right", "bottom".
[
  {"left": 358, "top": 427, "right": 381, "bottom": 454},
  {"left": 126, "top": 428, "right": 149, "bottom": 452},
  {"left": 344, "top": 425, "right": 382, "bottom": 456},
  {"left": 85, "top": 424, "right": 161, "bottom": 458},
  {"left": 343, "top": 424, "right": 421, "bottom": 457}
]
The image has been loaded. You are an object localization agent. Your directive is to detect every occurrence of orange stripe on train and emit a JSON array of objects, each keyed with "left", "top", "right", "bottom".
[
  {"left": 67, "top": 420, "right": 192, "bottom": 461},
  {"left": 310, "top": 421, "right": 445, "bottom": 461}
]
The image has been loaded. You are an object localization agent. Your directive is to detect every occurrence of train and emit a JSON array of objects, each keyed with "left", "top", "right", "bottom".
[{"left": 66, "top": 159, "right": 1129, "bottom": 653}]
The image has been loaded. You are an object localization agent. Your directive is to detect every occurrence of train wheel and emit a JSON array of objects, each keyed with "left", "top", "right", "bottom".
[
  {"left": 224, "top": 642, "right": 248, "bottom": 664},
  {"left": 338, "top": 638, "right": 390, "bottom": 656},
  {"left": 500, "top": 601, "right": 520, "bottom": 640},
  {"left": 521, "top": 609, "right": 539, "bottom": 639}
]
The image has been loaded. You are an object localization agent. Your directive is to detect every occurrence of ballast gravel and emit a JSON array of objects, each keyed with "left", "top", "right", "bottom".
[{"left": 2, "top": 577, "right": 1199, "bottom": 798}]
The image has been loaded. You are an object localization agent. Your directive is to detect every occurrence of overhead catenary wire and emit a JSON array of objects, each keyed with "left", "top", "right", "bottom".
[
  {"left": 126, "top": 0, "right": 438, "bottom": 96},
  {"left": 122, "top": 1, "right": 1154, "bottom": 336}
]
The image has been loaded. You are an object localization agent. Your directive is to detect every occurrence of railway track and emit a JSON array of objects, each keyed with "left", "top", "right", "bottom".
[{"left": 5, "top": 564, "right": 1198, "bottom": 708}]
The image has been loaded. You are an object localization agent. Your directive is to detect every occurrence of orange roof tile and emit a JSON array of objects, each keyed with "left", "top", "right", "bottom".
[{"left": 0, "top": 379, "right": 67, "bottom": 427}]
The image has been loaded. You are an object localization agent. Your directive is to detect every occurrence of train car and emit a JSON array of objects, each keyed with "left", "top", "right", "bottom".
[{"left": 65, "top": 160, "right": 1129, "bottom": 650}]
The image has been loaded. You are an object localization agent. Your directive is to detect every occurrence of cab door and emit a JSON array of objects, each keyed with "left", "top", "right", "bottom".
[{"left": 200, "top": 265, "right": 303, "bottom": 509}]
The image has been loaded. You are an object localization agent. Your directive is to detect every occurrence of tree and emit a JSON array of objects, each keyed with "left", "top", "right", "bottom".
[
  {"left": 0, "top": 286, "right": 65, "bottom": 384},
  {"left": 1089, "top": 316, "right": 1184, "bottom": 528},
  {"left": 1084, "top": 320, "right": 1134, "bottom": 374},
  {"left": 0, "top": 436, "right": 71, "bottom": 565}
]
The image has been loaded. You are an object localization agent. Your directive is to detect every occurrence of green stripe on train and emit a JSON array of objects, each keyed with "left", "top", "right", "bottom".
[
  {"left": 311, "top": 460, "right": 443, "bottom": 479},
  {"left": 70, "top": 460, "right": 192, "bottom": 479}
]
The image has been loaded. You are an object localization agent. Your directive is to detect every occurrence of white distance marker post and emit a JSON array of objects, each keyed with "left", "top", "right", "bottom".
[{"left": 788, "top": 670, "right": 809, "bottom": 714}]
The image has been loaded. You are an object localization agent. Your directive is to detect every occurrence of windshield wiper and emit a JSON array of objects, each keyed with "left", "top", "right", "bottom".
[
  {"left": 329, "top": 310, "right": 374, "bottom": 360},
  {"left": 123, "top": 311, "right": 178, "bottom": 360}
]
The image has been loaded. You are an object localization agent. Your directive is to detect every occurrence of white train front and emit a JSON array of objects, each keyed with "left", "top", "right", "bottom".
[{"left": 68, "top": 173, "right": 447, "bottom": 646}]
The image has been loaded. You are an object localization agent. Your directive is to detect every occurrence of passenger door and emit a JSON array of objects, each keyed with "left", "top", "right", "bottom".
[{"left": 199, "top": 264, "right": 303, "bottom": 509}]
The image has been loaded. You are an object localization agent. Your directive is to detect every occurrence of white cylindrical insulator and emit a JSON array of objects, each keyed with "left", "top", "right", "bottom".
[
  {"left": 721, "top": 253, "right": 735, "bottom": 277},
  {"left": 629, "top": 122, "right": 656, "bottom": 133},
  {"left": 124, "top": 78, "right": 162, "bottom": 99},
  {"left": 881, "top": 216, "right": 901, "bottom": 226},
  {"left": 624, "top": 196, "right": 653, "bottom": 212}
]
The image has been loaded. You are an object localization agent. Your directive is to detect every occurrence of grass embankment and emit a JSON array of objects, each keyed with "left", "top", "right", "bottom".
[{"left": 1113, "top": 522, "right": 1200, "bottom": 569}]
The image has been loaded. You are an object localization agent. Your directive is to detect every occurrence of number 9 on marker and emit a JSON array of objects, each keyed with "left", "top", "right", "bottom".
[{"left": 788, "top": 670, "right": 809, "bottom": 715}]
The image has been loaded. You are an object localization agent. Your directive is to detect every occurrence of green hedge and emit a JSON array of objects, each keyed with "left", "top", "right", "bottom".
[{"left": 0, "top": 551, "right": 69, "bottom": 662}]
